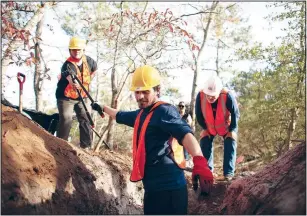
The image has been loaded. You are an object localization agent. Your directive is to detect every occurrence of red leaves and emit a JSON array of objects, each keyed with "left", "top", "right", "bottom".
[
  {"left": 192, "top": 44, "right": 200, "bottom": 51},
  {"left": 148, "top": 13, "right": 152, "bottom": 24},
  {"left": 168, "top": 24, "right": 173, "bottom": 32},
  {"left": 19, "top": 31, "right": 25, "bottom": 40},
  {"left": 181, "top": 29, "right": 189, "bottom": 37},
  {"left": 186, "top": 37, "right": 200, "bottom": 52},
  {"left": 152, "top": 11, "right": 158, "bottom": 21},
  {"left": 1, "top": 2, "right": 38, "bottom": 68},
  {"left": 8, "top": 1, "right": 14, "bottom": 7}
]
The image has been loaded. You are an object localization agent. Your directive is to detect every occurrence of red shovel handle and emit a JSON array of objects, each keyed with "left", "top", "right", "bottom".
[{"left": 17, "top": 72, "right": 26, "bottom": 90}]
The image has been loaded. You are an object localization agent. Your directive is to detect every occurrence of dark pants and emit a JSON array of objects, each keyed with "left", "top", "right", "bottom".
[
  {"left": 200, "top": 134, "right": 237, "bottom": 176},
  {"left": 56, "top": 98, "right": 92, "bottom": 148},
  {"left": 144, "top": 185, "right": 188, "bottom": 215}
]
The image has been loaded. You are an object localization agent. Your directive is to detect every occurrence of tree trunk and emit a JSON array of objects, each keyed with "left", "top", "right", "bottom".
[
  {"left": 2, "top": 3, "right": 51, "bottom": 76},
  {"left": 105, "top": 3, "right": 124, "bottom": 149},
  {"left": 91, "top": 41, "right": 100, "bottom": 145},
  {"left": 216, "top": 39, "right": 220, "bottom": 76},
  {"left": 283, "top": 3, "right": 306, "bottom": 152},
  {"left": 94, "top": 75, "right": 131, "bottom": 152},
  {"left": 189, "top": 1, "right": 218, "bottom": 131},
  {"left": 284, "top": 108, "right": 298, "bottom": 151},
  {"left": 106, "top": 73, "right": 118, "bottom": 149},
  {"left": 34, "top": 14, "right": 45, "bottom": 112}
]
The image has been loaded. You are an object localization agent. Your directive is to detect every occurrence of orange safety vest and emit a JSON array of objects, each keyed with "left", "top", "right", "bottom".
[
  {"left": 130, "top": 101, "right": 186, "bottom": 182},
  {"left": 200, "top": 88, "right": 231, "bottom": 136},
  {"left": 64, "top": 55, "right": 91, "bottom": 99}
]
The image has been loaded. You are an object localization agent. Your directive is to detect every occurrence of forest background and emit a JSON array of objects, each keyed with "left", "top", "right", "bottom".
[{"left": 2, "top": 1, "right": 305, "bottom": 165}]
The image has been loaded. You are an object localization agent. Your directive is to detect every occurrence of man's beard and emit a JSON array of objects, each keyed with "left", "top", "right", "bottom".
[{"left": 137, "top": 100, "right": 148, "bottom": 108}]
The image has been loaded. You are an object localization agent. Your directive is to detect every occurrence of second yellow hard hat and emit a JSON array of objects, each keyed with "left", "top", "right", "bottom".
[{"left": 69, "top": 36, "right": 86, "bottom": 49}]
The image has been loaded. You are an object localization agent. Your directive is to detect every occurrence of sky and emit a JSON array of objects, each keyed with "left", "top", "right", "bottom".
[{"left": 2, "top": 2, "right": 287, "bottom": 111}]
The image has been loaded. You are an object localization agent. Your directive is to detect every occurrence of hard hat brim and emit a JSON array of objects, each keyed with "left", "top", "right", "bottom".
[
  {"left": 203, "top": 88, "right": 220, "bottom": 96},
  {"left": 130, "top": 86, "right": 153, "bottom": 91},
  {"left": 69, "top": 46, "right": 85, "bottom": 49}
]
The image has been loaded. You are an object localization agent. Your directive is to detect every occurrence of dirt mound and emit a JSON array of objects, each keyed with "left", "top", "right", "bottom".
[
  {"left": 1, "top": 105, "right": 143, "bottom": 214},
  {"left": 219, "top": 142, "right": 306, "bottom": 215}
]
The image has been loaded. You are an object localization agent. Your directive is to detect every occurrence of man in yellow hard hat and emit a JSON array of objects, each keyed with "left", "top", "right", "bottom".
[
  {"left": 91, "top": 65, "right": 213, "bottom": 215},
  {"left": 55, "top": 36, "right": 97, "bottom": 149}
]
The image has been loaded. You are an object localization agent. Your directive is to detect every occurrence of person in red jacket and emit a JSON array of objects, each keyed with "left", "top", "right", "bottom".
[
  {"left": 195, "top": 75, "right": 240, "bottom": 181},
  {"left": 55, "top": 36, "right": 97, "bottom": 149},
  {"left": 91, "top": 65, "right": 213, "bottom": 215}
]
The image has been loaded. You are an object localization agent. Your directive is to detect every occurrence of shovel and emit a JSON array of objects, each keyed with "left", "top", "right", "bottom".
[{"left": 17, "top": 72, "right": 26, "bottom": 113}]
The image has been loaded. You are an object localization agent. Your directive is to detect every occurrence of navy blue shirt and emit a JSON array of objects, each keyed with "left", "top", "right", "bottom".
[
  {"left": 116, "top": 102, "right": 193, "bottom": 192},
  {"left": 195, "top": 91, "right": 240, "bottom": 133}
]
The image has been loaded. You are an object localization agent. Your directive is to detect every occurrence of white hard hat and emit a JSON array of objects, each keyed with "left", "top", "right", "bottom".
[{"left": 203, "top": 76, "right": 223, "bottom": 96}]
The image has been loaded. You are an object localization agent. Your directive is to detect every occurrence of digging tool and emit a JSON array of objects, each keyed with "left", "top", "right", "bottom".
[
  {"left": 67, "top": 64, "right": 105, "bottom": 118},
  {"left": 17, "top": 72, "right": 26, "bottom": 113},
  {"left": 65, "top": 65, "right": 110, "bottom": 149}
]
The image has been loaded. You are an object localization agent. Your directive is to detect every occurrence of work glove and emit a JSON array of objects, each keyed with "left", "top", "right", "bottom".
[
  {"left": 91, "top": 102, "right": 105, "bottom": 118},
  {"left": 225, "top": 131, "right": 237, "bottom": 141},
  {"left": 192, "top": 156, "right": 214, "bottom": 196}
]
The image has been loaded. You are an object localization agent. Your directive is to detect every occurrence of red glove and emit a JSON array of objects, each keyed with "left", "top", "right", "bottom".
[{"left": 192, "top": 156, "right": 214, "bottom": 195}]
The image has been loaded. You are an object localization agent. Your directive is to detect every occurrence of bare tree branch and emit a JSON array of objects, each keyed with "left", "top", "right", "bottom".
[
  {"left": 180, "top": 11, "right": 218, "bottom": 18},
  {"left": 134, "top": 46, "right": 147, "bottom": 64}
]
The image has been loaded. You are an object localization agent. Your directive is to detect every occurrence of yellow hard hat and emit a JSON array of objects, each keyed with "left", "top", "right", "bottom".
[
  {"left": 130, "top": 65, "right": 161, "bottom": 91},
  {"left": 69, "top": 36, "right": 86, "bottom": 49}
]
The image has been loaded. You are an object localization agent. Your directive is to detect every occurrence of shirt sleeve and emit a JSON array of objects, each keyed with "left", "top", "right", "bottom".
[
  {"left": 115, "top": 110, "right": 139, "bottom": 128},
  {"left": 158, "top": 104, "right": 193, "bottom": 145},
  {"left": 226, "top": 91, "right": 240, "bottom": 132},
  {"left": 61, "top": 61, "right": 77, "bottom": 78},
  {"left": 195, "top": 92, "right": 207, "bottom": 130},
  {"left": 86, "top": 56, "right": 98, "bottom": 73}
]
